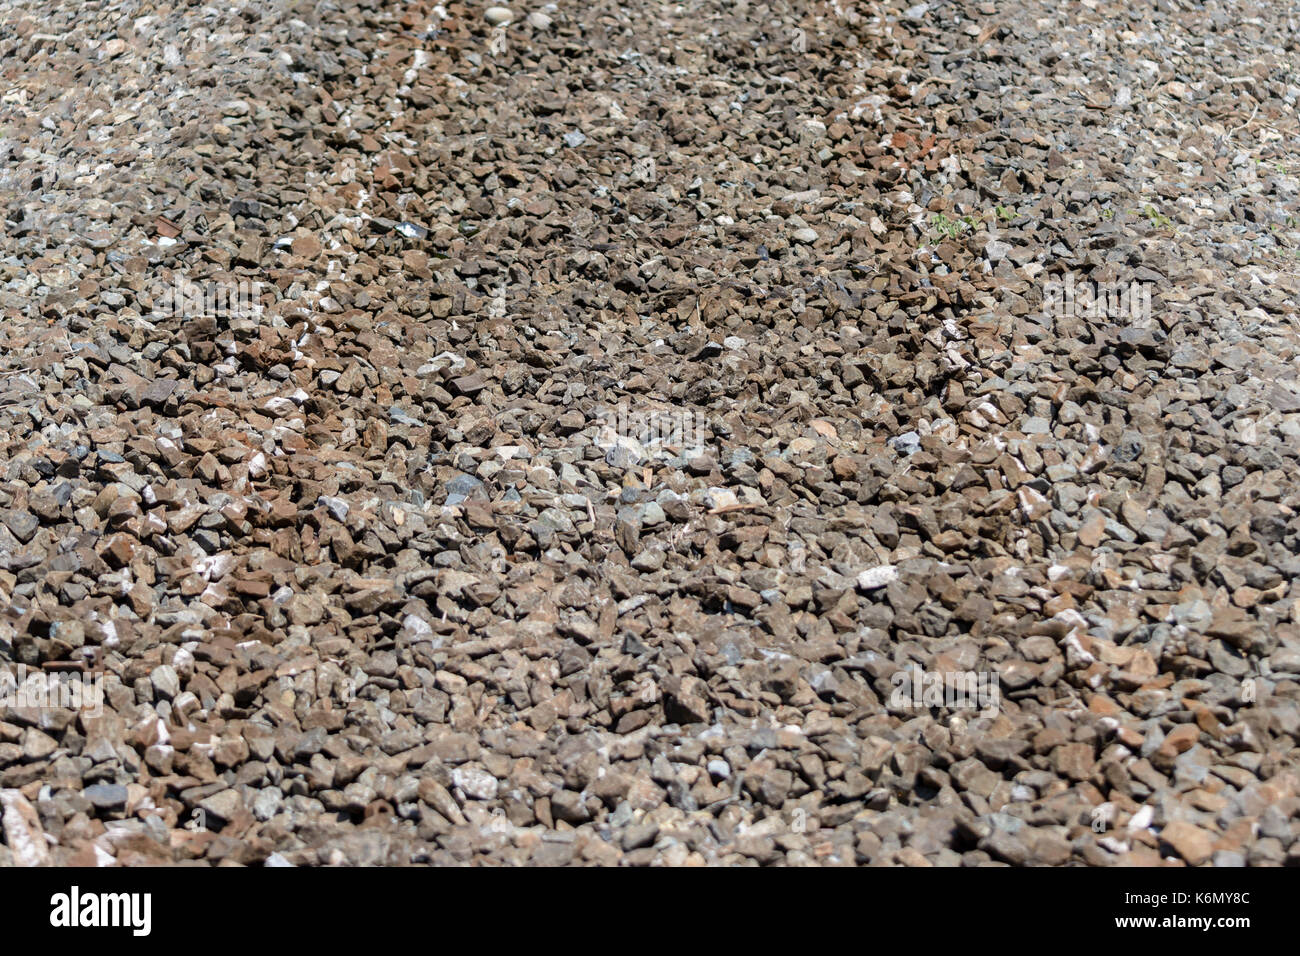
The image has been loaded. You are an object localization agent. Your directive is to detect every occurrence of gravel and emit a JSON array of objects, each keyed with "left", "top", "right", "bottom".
[{"left": 0, "top": 0, "right": 1297, "bottom": 866}]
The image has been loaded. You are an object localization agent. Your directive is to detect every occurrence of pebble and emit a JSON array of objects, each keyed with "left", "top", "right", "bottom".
[
  {"left": 857, "top": 565, "right": 900, "bottom": 590},
  {"left": 82, "top": 785, "right": 128, "bottom": 810}
]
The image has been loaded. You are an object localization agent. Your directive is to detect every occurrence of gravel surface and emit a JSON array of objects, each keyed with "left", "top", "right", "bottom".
[{"left": 1, "top": 0, "right": 1298, "bottom": 866}]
